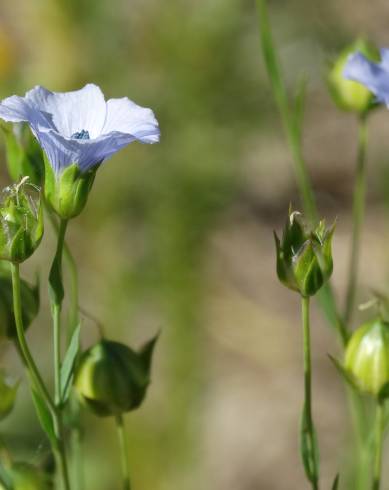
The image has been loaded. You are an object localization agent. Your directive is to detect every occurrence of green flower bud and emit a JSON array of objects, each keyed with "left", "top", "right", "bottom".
[
  {"left": 1, "top": 122, "right": 43, "bottom": 186},
  {"left": 274, "top": 209, "right": 334, "bottom": 297},
  {"left": 0, "top": 369, "right": 18, "bottom": 421},
  {"left": 0, "top": 463, "right": 51, "bottom": 490},
  {"left": 0, "top": 264, "right": 39, "bottom": 339},
  {"left": 344, "top": 318, "right": 389, "bottom": 397},
  {"left": 0, "top": 179, "right": 43, "bottom": 263},
  {"left": 44, "top": 157, "right": 97, "bottom": 220},
  {"left": 74, "top": 335, "right": 158, "bottom": 417},
  {"left": 328, "top": 39, "right": 379, "bottom": 114}
]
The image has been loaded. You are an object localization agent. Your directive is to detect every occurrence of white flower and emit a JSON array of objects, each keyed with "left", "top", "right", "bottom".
[{"left": 0, "top": 84, "right": 160, "bottom": 174}]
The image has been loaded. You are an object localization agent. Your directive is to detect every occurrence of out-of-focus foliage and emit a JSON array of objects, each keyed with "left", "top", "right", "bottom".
[{"left": 1, "top": 0, "right": 389, "bottom": 489}]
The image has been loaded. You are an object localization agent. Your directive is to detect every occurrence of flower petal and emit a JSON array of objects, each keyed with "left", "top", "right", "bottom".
[
  {"left": 25, "top": 84, "right": 107, "bottom": 138},
  {"left": 379, "top": 48, "right": 389, "bottom": 72},
  {"left": 102, "top": 98, "right": 160, "bottom": 143},
  {"left": 36, "top": 127, "right": 139, "bottom": 173},
  {"left": 344, "top": 52, "right": 389, "bottom": 103},
  {"left": 0, "top": 95, "right": 52, "bottom": 129}
]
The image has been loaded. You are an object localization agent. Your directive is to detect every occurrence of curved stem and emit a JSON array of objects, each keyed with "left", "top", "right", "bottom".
[
  {"left": 344, "top": 115, "right": 368, "bottom": 325},
  {"left": 302, "top": 296, "right": 319, "bottom": 490},
  {"left": 11, "top": 263, "right": 70, "bottom": 490},
  {"left": 11, "top": 263, "right": 55, "bottom": 413},
  {"left": 115, "top": 414, "right": 131, "bottom": 490},
  {"left": 372, "top": 401, "right": 385, "bottom": 490}
]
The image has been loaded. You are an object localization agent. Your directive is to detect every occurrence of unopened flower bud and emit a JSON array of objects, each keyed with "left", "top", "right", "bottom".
[
  {"left": 274, "top": 209, "right": 334, "bottom": 297},
  {"left": 44, "top": 158, "right": 97, "bottom": 220},
  {"left": 1, "top": 122, "right": 43, "bottom": 186},
  {"left": 328, "top": 39, "right": 379, "bottom": 114},
  {"left": 0, "top": 462, "right": 51, "bottom": 490},
  {"left": 74, "top": 335, "right": 158, "bottom": 417},
  {"left": 0, "top": 179, "right": 43, "bottom": 263},
  {"left": 0, "top": 264, "right": 39, "bottom": 339},
  {"left": 345, "top": 318, "right": 389, "bottom": 396},
  {"left": 0, "top": 369, "right": 18, "bottom": 420}
]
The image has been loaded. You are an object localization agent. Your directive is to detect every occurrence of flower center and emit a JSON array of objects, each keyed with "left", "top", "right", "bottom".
[{"left": 71, "top": 129, "right": 90, "bottom": 140}]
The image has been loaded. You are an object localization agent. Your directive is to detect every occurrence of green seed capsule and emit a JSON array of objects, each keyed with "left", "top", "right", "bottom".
[
  {"left": 328, "top": 39, "right": 379, "bottom": 114},
  {"left": 74, "top": 335, "right": 158, "bottom": 417},
  {"left": 345, "top": 318, "right": 389, "bottom": 396},
  {"left": 274, "top": 209, "right": 334, "bottom": 297},
  {"left": 0, "top": 179, "right": 43, "bottom": 263}
]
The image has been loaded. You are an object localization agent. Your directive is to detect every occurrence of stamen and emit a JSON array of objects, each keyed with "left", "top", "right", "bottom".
[{"left": 71, "top": 129, "right": 90, "bottom": 140}]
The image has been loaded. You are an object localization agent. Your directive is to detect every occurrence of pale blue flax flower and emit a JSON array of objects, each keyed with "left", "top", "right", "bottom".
[
  {"left": 344, "top": 48, "right": 389, "bottom": 105},
  {"left": 0, "top": 84, "right": 160, "bottom": 174}
]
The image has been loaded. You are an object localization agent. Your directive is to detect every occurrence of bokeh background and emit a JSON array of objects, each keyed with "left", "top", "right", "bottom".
[{"left": 1, "top": 0, "right": 389, "bottom": 488}]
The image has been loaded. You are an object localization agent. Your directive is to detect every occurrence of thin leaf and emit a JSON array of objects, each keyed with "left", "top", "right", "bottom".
[
  {"left": 49, "top": 254, "right": 64, "bottom": 305},
  {"left": 328, "top": 355, "right": 358, "bottom": 391},
  {"left": 300, "top": 401, "right": 319, "bottom": 485},
  {"left": 332, "top": 474, "right": 340, "bottom": 490},
  {"left": 60, "top": 323, "right": 81, "bottom": 402},
  {"left": 31, "top": 389, "right": 57, "bottom": 448},
  {"left": 256, "top": 0, "right": 346, "bottom": 342}
]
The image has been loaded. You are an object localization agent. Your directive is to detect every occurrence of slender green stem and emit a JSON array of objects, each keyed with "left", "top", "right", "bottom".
[
  {"left": 372, "top": 401, "right": 385, "bottom": 490},
  {"left": 65, "top": 245, "right": 79, "bottom": 336},
  {"left": 256, "top": 0, "right": 348, "bottom": 343},
  {"left": 46, "top": 207, "right": 79, "bottom": 335},
  {"left": 344, "top": 115, "right": 368, "bottom": 325},
  {"left": 256, "top": 1, "right": 368, "bottom": 485},
  {"left": 115, "top": 414, "right": 131, "bottom": 490},
  {"left": 256, "top": 0, "right": 316, "bottom": 223},
  {"left": 53, "top": 303, "right": 61, "bottom": 405},
  {"left": 10, "top": 263, "right": 55, "bottom": 413},
  {"left": 47, "top": 208, "right": 84, "bottom": 490},
  {"left": 11, "top": 263, "right": 71, "bottom": 490},
  {"left": 51, "top": 218, "right": 68, "bottom": 404},
  {"left": 302, "top": 296, "right": 319, "bottom": 490},
  {"left": 50, "top": 219, "right": 72, "bottom": 490}
]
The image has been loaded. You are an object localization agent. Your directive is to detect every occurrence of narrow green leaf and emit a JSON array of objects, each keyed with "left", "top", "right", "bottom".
[
  {"left": 328, "top": 355, "right": 358, "bottom": 392},
  {"left": 60, "top": 323, "right": 81, "bottom": 402},
  {"left": 300, "top": 401, "right": 319, "bottom": 484},
  {"left": 256, "top": 0, "right": 346, "bottom": 342},
  {"left": 31, "top": 389, "right": 57, "bottom": 448},
  {"left": 49, "top": 254, "right": 64, "bottom": 305},
  {"left": 332, "top": 474, "right": 340, "bottom": 490}
]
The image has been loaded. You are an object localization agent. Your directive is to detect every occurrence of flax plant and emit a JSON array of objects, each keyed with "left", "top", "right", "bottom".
[
  {"left": 256, "top": 0, "right": 384, "bottom": 486},
  {"left": 0, "top": 83, "right": 160, "bottom": 490}
]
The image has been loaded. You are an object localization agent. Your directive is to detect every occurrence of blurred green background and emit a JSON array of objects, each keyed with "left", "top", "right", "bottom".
[{"left": 1, "top": 0, "right": 389, "bottom": 488}]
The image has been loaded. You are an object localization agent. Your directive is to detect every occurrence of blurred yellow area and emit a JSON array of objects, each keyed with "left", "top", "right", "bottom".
[{"left": 0, "top": 26, "right": 15, "bottom": 79}]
